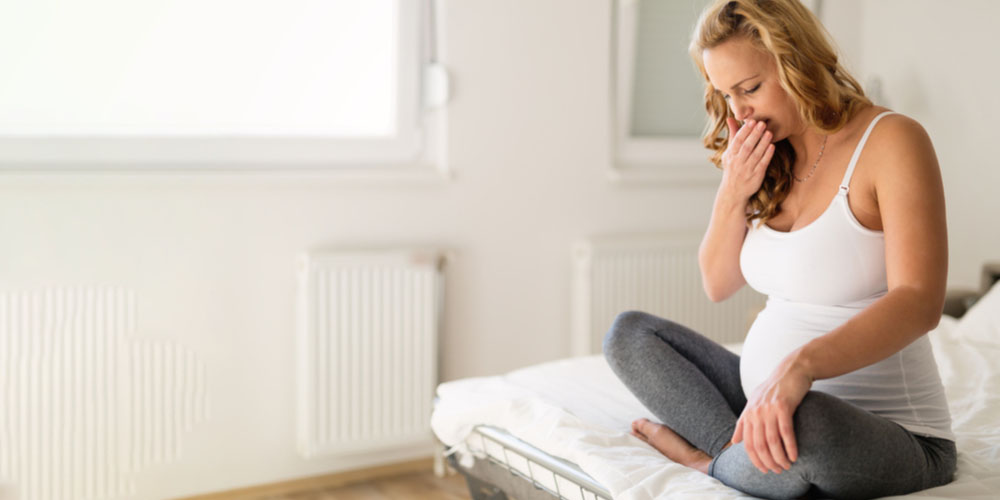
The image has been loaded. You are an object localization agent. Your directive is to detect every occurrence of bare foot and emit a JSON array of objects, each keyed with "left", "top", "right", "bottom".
[{"left": 631, "top": 418, "right": 713, "bottom": 474}]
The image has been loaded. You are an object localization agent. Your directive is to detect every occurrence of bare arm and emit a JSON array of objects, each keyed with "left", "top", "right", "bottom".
[
  {"left": 700, "top": 117, "right": 774, "bottom": 302},
  {"left": 699, "top": 186, "right": 750, "bottom": 302}
]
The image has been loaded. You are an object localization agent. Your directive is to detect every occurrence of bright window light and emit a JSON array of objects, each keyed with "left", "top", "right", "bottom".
[{"left": 0, "top": 0, "right": 398, "bottom": 137}]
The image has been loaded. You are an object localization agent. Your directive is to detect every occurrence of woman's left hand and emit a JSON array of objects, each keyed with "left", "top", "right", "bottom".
[{"left": 732, "top": 354, "right": 813, "bottom": 474}]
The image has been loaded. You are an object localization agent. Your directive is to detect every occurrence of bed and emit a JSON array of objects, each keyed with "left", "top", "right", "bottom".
[{"left": 431, "top": 272, "right": 1000, "bottom": 500}]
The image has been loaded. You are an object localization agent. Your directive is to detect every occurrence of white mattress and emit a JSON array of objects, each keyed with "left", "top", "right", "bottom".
[{"left": 431, "top": 285, "right": 1000, "bottom": 499}]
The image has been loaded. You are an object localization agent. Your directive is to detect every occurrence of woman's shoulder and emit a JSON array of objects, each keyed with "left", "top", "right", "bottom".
[
  {"left": 827, "top": 106, "right": 920, "bottom": 154},
  {"left": 859, "top": 107, "right": 940, "bottom": 187},
  {"left": 872, "top": 108, "right": 929, "bottom": 143},
  {"left": 828, "top": 106, "right": 932, "bottom": 169},
  {"left": 845, "top": 107, "right": 927, "bottom": 149}
]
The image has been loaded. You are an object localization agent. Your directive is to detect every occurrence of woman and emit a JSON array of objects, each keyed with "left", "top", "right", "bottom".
[{"left": 602, "top": 1, "right": 956, "bottom": 498}]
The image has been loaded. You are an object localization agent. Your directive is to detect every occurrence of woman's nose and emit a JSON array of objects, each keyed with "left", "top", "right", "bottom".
[{"left": 731, "top": 101, "right": 753, "bottom": 121}]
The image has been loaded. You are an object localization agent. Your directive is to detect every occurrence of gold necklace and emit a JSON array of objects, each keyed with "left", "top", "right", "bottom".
[{"left": 793, "top": 135, "right": 827, "bottom": 182}]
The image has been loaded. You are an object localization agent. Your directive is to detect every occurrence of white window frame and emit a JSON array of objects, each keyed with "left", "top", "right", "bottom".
[
  {"left": 0, "top": 0, "right": 450, "bottom": 177},
  {"left": 610, "top": 0, "right": 820, "bottom": 184}
]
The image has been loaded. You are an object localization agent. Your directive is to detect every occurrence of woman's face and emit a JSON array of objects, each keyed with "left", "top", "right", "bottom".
[{"left": 702, "top": 37, "right": 802, "bottom": 141}]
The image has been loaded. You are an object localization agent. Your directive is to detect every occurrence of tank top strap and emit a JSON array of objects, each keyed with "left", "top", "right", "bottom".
[{"left": 839, "top": 111, "right": 897, "bottom": 194}]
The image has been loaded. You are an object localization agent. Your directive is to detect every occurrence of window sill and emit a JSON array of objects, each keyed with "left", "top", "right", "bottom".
[
  {"left": 610, "top": 137, "right": 721, "bottom": 185},
  {"left": 0, "top": 162, "right": 454, "bottom": 187}
]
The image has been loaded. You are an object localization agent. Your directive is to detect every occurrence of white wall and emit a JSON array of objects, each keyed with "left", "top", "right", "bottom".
[{"left": 1, "top": 1, "right": 995, "bottom": 498}]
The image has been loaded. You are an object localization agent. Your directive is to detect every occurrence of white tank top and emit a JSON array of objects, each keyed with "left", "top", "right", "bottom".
[{"left": 739, "top": 111, "right": 954, "bottom": 440}]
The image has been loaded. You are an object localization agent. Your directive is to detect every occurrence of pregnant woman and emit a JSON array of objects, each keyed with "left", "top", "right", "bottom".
[{"left": 602, "top": 1, "right": 956, "bottom": 498}]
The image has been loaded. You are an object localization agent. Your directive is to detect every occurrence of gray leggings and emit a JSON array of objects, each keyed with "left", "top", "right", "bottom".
[{"left": 602, "top": 310, "right": 956, "bottom": 500}]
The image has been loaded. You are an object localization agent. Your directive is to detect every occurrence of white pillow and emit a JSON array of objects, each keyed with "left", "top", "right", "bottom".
[{"left": 952, "top": 281, "right": 1000, "bottom": 345}]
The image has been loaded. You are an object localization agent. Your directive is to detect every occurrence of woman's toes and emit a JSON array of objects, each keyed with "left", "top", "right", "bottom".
[
  {"left": 635, "top": 418, "right": 658, "bottom": 437},
  {"left": 632, "top": 418, "right": 649, "bottom": 433},
  {"left": 630, "top": 418, "right": 651, "bottom": 441}
]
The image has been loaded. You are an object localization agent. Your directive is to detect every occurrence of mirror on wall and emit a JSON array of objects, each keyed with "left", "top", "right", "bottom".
[{"left": 610, "top": 0, "right": 822, "bottom": 183}]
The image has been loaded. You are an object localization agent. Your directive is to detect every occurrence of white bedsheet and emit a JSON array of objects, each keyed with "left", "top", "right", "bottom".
[{"left": 431, "top": 287, "right": 1000, "bottom": 499}]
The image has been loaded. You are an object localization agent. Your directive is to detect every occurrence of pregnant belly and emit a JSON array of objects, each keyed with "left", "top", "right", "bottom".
[{"left": 739, "top": 299, "right": 861, "bottom": 397}]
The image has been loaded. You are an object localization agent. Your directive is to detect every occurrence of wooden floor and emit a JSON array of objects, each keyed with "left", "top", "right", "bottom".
[{"left": 256, "top": 470, "right": 472, "bottom": 500}]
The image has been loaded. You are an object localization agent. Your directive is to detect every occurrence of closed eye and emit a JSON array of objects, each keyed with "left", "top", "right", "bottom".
[{"left": 722, "top": 83, "right": 760, "bottom": 101}]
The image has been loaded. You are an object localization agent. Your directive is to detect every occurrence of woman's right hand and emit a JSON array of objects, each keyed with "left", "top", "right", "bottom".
[{"left": 719, "top": 117, "right": 774, "bottom": 201}]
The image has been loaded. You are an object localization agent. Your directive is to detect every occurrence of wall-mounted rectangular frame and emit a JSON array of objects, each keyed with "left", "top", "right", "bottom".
[{"left": 610, "top": 0, "right": 718, "bottom": 184}]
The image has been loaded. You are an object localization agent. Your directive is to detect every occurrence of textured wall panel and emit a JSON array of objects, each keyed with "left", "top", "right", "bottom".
[{"left": 0, "top": 288, "right": 208, "bottom": 500}]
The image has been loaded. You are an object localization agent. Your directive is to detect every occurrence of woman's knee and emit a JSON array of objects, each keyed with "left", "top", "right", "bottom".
[
  {"left": 711, "top": 444, "right": 811, "bottom": 500},
  {"left": 602, "top": 310, "right": 652, "bottom": 359}
]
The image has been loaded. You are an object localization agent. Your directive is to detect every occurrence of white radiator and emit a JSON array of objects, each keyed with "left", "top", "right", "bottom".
[
  {"left": 296, "top": 249, "right": 445, "bottom": 459},
  {"left": 572, "top": 234, "right": 765, "bottom": 357}
]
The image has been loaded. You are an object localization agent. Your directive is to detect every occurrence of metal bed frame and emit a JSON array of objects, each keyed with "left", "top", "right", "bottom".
[{"left": 439, "top": 424, "right": 610, "bottom": 500}]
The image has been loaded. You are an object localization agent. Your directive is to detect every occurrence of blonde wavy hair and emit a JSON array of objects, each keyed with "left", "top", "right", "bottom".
[{"left": 689, "top": 0, "right": 871, "bottom": 225}]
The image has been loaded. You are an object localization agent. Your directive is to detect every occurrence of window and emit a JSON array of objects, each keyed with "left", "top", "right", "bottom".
[{"left": 0, "top": 0, "right": 448, "bottom": 173}]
